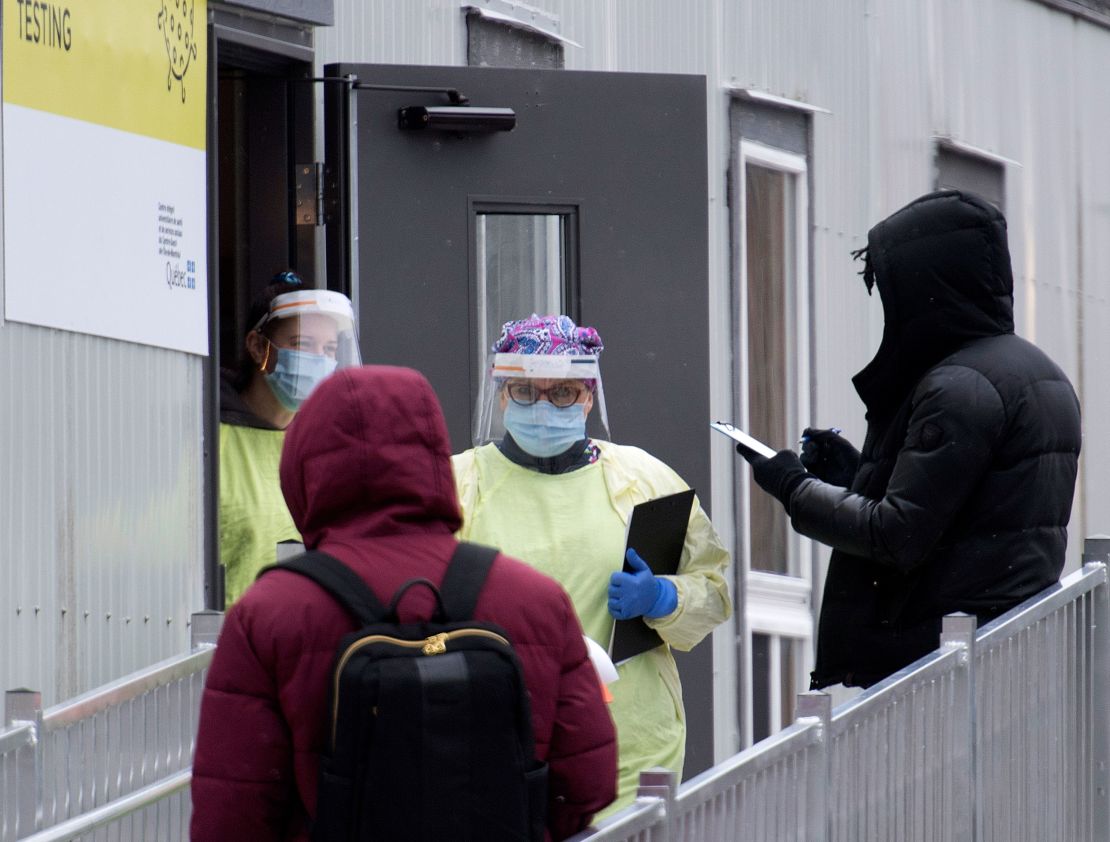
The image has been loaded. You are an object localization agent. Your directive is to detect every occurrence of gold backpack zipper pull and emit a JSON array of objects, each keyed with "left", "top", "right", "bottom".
[{"left": 423, "top": 632, "right": 448, "bottom": 655}]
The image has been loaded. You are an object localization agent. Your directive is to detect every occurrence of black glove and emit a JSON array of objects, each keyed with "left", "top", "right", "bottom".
[
  {"left": 737, "top": 446, "right": 809, "bottom": 507},
  {"left": 799, "top": 427, "right": 860, "bottom": 487}
]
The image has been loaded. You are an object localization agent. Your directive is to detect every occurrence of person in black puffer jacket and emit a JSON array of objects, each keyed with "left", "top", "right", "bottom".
[{"left": 740, "top": 189, "right": 1082, "bottom": 689}]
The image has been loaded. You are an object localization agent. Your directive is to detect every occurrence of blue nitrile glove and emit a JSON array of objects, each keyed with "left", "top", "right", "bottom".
[
  {"left": 738, "top": 447, "right": 810, "bottom": 508},
  {"left": 799, "top": 427, "right": 860, "bottom": 487},
  {"left": 608, "top": 548, "right": 679, "bottom": 620}
]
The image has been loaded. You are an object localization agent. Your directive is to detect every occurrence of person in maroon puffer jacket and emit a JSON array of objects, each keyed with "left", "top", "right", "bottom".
[{"left": 190, "top": 365, "right": 618, "bottom": 841}]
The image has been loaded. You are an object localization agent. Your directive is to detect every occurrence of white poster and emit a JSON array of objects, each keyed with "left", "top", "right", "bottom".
[{"left": 3, "top": 0, "right": 209, "bottom": 355}]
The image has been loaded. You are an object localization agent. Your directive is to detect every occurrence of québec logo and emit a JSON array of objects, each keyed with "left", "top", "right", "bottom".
[
  {"left": 166, "top": 259, "right": 197, "bottom": 291},
  {"left": 157, "top": 0, "right": 198, "bottom": 103}
]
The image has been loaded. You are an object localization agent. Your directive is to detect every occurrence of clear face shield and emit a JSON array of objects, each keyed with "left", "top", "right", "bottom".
[
  {"left": 473, "top": 352, "right": 610, "bottom": 449},
  {"left": 253, "top": 289, "right": 361, "bottom": 410}
]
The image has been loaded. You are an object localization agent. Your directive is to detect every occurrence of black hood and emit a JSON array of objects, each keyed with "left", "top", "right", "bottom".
[
  {"left": 852, "top": 190, "right": 1014, "bottom": 417},
  {"left": 219, "top": 370, "right": 280, "bottom": 430}
]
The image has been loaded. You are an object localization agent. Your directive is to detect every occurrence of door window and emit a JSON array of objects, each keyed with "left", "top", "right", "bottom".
[{"left": 475, "top": 212, "right": 568, "bottom": 357}]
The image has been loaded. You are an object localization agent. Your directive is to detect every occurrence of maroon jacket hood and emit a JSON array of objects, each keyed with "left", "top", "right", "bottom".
[{"left": 280, "top": 365, "right": 463, "bottom": 546}]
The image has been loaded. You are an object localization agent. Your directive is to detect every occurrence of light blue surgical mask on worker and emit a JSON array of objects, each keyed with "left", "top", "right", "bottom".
[
  {"left": 503, "top": 400, "right": 587, "bottom": 457},
  {"left": 265, "top": 347, "right": 338, "bottom": 411}
]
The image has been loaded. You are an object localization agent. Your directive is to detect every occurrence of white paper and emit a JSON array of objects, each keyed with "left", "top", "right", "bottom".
[
  {"left": 584, "top": 636, "right": 620, "bottom": 685},
  {"left": 710, "top": 421, "right": 777, "bottom": 459}
]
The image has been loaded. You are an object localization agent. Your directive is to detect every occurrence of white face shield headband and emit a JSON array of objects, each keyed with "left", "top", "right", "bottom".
[{"left": 254, "top": 289, "right": 362, "bottom": 370}]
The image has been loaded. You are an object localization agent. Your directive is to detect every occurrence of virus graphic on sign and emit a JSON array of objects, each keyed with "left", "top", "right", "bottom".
[{"left": 157, "top": 0, "right": 199, "bottom": 103}]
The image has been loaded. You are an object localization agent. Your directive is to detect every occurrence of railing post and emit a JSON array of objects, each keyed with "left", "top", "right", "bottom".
[
  {"left": 940, "top": 612, "right": 978, "bottom": 842},
  {"left": 190, "top": 610, "right": 224, "bottom": 649},
  {"left": 795, "top": 691, "right": 831, "bottom": 842},
  {"left": 5, "top": 688, "right": 44, "bottom": 835},
  {"left": 1085, "top": 536, "right": 1110, "bottom": 839},
  {"left": 636, "top": 766, "right": 676, "bottom": 841},
  {"left": 1083, "top": 535, "right": 1110, "bottom": 566}
]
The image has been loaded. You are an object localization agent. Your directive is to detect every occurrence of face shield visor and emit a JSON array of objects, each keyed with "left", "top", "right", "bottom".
[
  {"left": 473, "top": 352, "right": 610, "bottom": 448},
  {"left": 253, "top": 289, "right": 361, "bottom": 367},
  {"left": 253, "top": 290, "right": 361, "bottom": 411}
]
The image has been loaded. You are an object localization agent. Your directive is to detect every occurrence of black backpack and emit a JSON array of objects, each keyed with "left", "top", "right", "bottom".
[{"left": 263, "top": 543, "right": 548, "bottom": 842}]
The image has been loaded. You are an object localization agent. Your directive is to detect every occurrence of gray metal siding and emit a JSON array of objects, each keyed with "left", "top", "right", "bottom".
[
  {"left": 1074, "top": 20, "right": 1110, "bottom": 548},
  {"left": 316, "top": 1, "right": 466, "bottom": 66},
  {"left": 0, "top": 324, "right": 205, "bottom": 705}
]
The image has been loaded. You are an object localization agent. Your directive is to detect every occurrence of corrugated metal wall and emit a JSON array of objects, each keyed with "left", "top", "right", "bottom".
[
  {"left": 316, "top": 0, "right": 466, "bottom": 66},
  {"left": 1075, "top": 19, "right": 1110, "bottom": 546},
  {"left": 0, "top": 320, "right": 205, "bottom": 705},
  {"left": 313, "top": 0, "right": 1108, "bottom": 566}
]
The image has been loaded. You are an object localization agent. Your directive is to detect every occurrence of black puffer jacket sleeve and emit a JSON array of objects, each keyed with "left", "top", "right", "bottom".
[{"left": 788, "top": 365, "right": 1006, "bottom": 573}]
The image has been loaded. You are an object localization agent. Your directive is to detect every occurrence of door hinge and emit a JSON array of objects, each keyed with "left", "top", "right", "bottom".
[{"left": 295, "top": 162, "right": 324, "bottom": 226}]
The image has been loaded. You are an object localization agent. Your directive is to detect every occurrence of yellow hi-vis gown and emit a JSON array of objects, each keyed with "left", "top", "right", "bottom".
[
  {"left": 219, "top": 423, "right": 301, "bottom": 605},
  {"left": 452, "top": 440, "right": 732, "bottom": 816}
]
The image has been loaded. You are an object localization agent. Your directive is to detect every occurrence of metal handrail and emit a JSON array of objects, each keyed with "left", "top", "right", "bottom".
[
  {"left": 565, "top": 557, "right": 1109, "bottom": 840},
  {"left": 0, "top": 722, "right": 35, "bottom": 756},
  {"left": 18, "top": 769, "right": 192, "bottom": 842},
  {"left": 677, "top": 716, "right": 823, "bottom": 800},
  {"left": 976, "top": 562, "right": 1107, "bottom": 646},
  {"left": 2, "top": 613, "right": 221, "bottom": 841},
  {"left": 5, "top": 562, "right": 1105, "bottom": 841},
  {"left": 829, "top": 643, "right": 965, "bottom": 727},
  {"left": 566, "top": 797, "right": 668, "bottom": 841},
  {"left": 41, "top": 646, "right": 215, "bottom": 730}
]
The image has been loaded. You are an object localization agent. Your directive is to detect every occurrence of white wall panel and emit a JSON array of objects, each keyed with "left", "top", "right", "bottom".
[
  {"left": 317, "top": 0, "right": 464, "bottom": 66},
  {"left": 1073, "top": 17, "right": 1110, "bottom": 553},
  {"left": 0, "top": 325, "right": 204, "bottom": 705},
  {"left": 873, "top": 0, "right": 936, "bottom": 212}
]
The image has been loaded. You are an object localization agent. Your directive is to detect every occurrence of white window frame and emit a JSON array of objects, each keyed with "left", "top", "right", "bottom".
[{"left": 735, "top": 139, "right": 814, "bottom": 746}]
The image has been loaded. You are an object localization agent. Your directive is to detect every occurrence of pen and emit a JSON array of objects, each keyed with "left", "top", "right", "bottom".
[{"left": 800, "top": 427, "right": 842, "bottom": 444}]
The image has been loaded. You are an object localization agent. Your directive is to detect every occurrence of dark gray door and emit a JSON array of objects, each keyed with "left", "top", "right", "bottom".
[{"left": 325, "top": 63, "right": 714, "bottom": 777}]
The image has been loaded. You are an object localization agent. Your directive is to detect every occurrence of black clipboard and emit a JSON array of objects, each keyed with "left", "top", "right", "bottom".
[{"left": 608, "top": 488, "right": 696, "bottom": 664}]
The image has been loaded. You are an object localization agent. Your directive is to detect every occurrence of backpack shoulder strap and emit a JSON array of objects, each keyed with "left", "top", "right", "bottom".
[
  {"left": 259, "top": 551, "right": 387, "bottom": 627},
  {"left": 438, "top": 542, "right": 500, "bottom": 622}
]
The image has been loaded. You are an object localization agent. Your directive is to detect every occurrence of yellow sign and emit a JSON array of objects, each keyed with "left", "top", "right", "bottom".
[{"left": 3, "top": 0, "right": 206, "bottom": 149}]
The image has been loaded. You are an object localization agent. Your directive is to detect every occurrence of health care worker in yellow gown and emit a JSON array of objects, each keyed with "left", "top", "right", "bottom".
[
  {"left": 219, "top": 273, "right": 360, "bottom": 604},
  {"left": 452, "top": 314, "right": 732, "bottom": 814}
]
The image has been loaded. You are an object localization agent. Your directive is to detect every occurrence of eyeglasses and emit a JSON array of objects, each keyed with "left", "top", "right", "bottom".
[{"left": 505, "top": 381, "right": 589, "bottom": 408}]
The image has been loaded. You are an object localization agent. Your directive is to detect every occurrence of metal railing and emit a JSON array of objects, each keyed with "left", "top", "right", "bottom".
[
  {"left": 0, "top": 612, "right": 222, "bottom": 841},
  {"left": 4, "top": 540, "right": 1107, "bottom": 841},
  {"left": 17, "top": 771, "right": 192, "bottom": 842},
  {"left": 574, "top": 538, "right": 1110, "bottom": 842}
]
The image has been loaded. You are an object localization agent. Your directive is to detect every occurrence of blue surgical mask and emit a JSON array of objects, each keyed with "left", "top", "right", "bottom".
[
  {"left": 503, "top": 400, "right": 587, "bottom": 458},
  {"left": 265, "top": 347, "right": 338, "bottom": 411}
]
